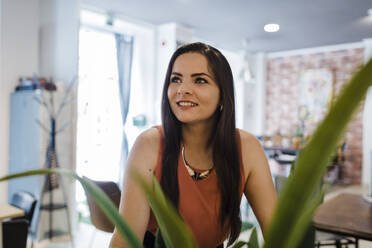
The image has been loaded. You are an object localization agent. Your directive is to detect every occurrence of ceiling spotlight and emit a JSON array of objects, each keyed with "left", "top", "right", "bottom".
[
  {"left": 264, "top": 23, "right": 280, "bottom": 33},
  {"left": 368, "top": 8, "right": 372, "bottom": 16}
]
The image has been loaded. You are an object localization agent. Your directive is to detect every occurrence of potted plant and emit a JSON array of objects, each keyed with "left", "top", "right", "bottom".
[{"left": 2, "top": 58, "right": 372, "bottom": 248}]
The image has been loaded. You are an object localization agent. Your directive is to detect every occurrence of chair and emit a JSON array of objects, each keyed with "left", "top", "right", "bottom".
[
  {"left": 9, "top": 191, "right": 37, "bottom": 224},
  {"left": 82, "top": 177, "right": 121, "bottom": 232},
  {"left": 2, "top": 191, "right": 37, "bottom": 248},
  {"left": 2, "top": 219, "right": 29, "bottom": 248},
  {"left": 315, "top": 232, "right": 358, "bottom": 248}
]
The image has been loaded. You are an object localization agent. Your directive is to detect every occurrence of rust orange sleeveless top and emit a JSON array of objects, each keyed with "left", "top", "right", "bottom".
[{"left": 147, "top": 126, "right": 246, "bottom": 247}]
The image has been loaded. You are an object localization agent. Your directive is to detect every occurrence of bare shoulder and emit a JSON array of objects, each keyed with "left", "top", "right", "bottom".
[
  {"left": 128, "top": 127, "right": 161, "bottom": 173},
  {"left": 134, "top": 127, "right": 160, "bottom": 149},
  {"left": 238, "top": 129, "right": 262, "bottom": 150},
  {"left": 238, "top": 130, "right": 277, "bottom": 236},
  {"left": 237, "top": 129, "right": 267, "bottom": 180}
]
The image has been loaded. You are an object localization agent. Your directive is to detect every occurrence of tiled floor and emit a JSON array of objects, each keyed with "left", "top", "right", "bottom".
[
  {"left": 27, "top": 223, "right": 111, "bottom": 248},
  {"left": 29, "top": 184, "right": 372, "bottom": 248}
]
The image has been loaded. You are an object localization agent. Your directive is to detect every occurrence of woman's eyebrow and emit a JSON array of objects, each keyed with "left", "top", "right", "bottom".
[
  {"left": 171, "top": 72, "right": 213, "bottom": 80},
  {"left": 191, "top": 73, "right": 213, "bottom": 80},
  {"left": 171, "top": 72, "right": 183, "bottom": 76}
]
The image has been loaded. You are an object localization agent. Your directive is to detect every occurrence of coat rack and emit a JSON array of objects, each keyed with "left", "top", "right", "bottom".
[{"left": 33, "top": 76, "right": 76, "bottom": 247}]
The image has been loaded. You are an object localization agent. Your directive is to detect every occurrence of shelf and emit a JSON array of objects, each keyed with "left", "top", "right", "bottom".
[
  {"left": 39, "top": 203, "right": 67, "bottom": 211},
  {"left": 42, "top": 229, "right": 70, "bottom": 240}
]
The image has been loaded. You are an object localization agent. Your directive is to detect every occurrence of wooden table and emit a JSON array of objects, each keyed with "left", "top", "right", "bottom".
[
  {"left": 313, "top": 193, "right": 372, "bottom": 242},
  {"left": 0, "top": 203, "right": 24, "bottom": 248},
  {"left": 264, "top": 146, "right": 299, "bottom": 155}
]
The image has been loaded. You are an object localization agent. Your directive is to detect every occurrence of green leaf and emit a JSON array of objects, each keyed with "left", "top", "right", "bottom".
[
  {"left": 231, "top": 240, "right": 248, "bottom": 248},
  {"left": 230, "top": 227, "right": 259, "bottom": 248},
  {"left": 0, "top": 169, "right": 142, "bottom": 248},
  {"left": 154, "top": 229, "right": 166, "bottom": 248},
  {"left": 285, "top": 186, "right": 325, "bottom": 248},
  {"left": 264, "top": 58, "right": 372, "bottom": 248},
  {"left": 248, "top": 228, "right": 259, "bottom": 248},
  {"left": 134, "top": 173, "right": 197, "bottom": 248}
]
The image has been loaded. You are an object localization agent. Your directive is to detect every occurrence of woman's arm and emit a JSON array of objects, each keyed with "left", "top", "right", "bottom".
[
  {"left": 240, "top": 130, "right": 277, "bottom": 238},
  {"left": 109, "top": 128, "right": 160, "bottom": 248}
]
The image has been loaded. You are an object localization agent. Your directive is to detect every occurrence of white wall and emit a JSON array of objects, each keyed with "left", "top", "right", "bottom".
[
  {"left": 218, "top": 49, "right": 245, "bottom": 129},
  {"left": 218, "top": 49, "right": 266, "bottom": 135},
  {"left": 0, "top": 0, "right": 40, "bottom": 203},
  {"left": 255, "top": 53, "right": 267, "bottom": 136},
  {"left": 40, "top": 0, "right": 79, "bottom": 82},
  {"left": 236, "top": 52, "right": 267, "bottom": 135},
  {"left": 362, "top": 38, "right": 372, "bottom": 191}
]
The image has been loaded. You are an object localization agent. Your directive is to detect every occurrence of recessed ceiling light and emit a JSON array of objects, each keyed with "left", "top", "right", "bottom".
[
  {"left": 264, "top": 23, "right": 280, "bottom": 32},
  {"left": 368, "top": 8, "right": 372, "bottom": 16}
]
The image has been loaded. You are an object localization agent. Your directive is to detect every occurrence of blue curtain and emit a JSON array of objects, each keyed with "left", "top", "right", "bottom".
[{"left": 115, "top": 33, "right": 134, "bottom": 186}]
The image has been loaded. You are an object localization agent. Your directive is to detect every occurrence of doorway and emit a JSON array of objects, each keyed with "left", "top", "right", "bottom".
[{"left": 76, "top": 27, "right": 122, "bottom": 223}]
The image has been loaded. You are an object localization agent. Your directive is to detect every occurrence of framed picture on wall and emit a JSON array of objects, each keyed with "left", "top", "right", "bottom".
[{"left": 299, "top": 68, "right": 333, "bottom": 133}]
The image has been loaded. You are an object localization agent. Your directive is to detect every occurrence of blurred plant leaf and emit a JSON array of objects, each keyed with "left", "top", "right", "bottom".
[
  {"left": 134, "top": 172, "right": 197, "bottom": 248},
  {"left": 231, "top": 241, "right": 248, "bottom": 248},
  {"left": 155, "top": 229, "right": 166, "bottom": 248},
  {"left": 264, "top": 58, "right": 372, "bottom": 248},
  {"left": 285, "top": 185, "right": 326, "bottom": 248},
  {"left": 231, "top": 227, "right": 259, "bottom": 248},
  {"left": 248, "top": 228, "right": 259, "bottom": 248},
  {"left": 0, "top": 169, "right": 142, "bottom": 248}
]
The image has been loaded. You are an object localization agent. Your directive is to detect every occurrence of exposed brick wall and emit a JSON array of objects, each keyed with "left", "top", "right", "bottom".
[{"left": 265, "top": 48, "right": 364, "bottom": 184}]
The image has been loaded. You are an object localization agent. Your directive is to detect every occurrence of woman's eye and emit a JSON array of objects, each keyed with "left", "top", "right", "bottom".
[
  {"left": 195, "top": 78, "right": 208, "bottom": 84},
  {"left": 171, "top": 77, "right": 181, "bottom": 83}
]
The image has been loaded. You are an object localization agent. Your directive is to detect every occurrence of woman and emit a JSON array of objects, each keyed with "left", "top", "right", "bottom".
[{"left": 109, "top": 42, "right": 277, "bottom": 248}]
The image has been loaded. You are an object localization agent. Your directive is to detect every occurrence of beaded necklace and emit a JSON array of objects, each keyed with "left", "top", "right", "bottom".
[{"left": 181, "top": 146, "right": 213, "bottom": 180}]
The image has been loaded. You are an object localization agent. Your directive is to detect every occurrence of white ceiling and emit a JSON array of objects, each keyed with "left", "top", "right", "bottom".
[{"left": 82, "top": 0, "right": 372, "bottom": 52}]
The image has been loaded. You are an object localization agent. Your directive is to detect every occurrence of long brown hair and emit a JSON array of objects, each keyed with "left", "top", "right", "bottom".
[{"left": 161, "top": 42, "right": 241, "bottom": 245}]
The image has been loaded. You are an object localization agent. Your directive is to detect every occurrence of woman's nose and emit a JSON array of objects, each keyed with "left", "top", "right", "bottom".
[{"left": 177, "top": 81, "right": 192, "bottom": 95}]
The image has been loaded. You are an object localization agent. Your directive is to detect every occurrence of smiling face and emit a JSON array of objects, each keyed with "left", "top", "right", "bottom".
[{"left": 167, "top": 52, "right": 221, "bottom": 126}]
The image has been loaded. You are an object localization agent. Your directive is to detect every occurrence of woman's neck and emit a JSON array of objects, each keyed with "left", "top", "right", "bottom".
[
  {"left": 181, "top": 122, "right": 213, "bottom": 151},
  {"left": 180, "top": 122, "right": 215, "bottom": 171}
]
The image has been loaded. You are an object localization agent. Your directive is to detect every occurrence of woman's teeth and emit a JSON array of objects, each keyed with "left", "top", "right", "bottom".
[{"left": 178, "top": 102, "right": 197, "bottom": 106}]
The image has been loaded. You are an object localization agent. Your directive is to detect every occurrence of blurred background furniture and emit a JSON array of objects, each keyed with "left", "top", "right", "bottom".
[
  {"left": 315, "top": 231, "right": 357, "bottom": 248},
  {"left": 0, "top": 203, "right": 25, "bottom": 248},
  {"left": 8, "top": 91, "right": 47, "bottom": 240},
  {"left": 82, "top": 177, "right": 121, "bottom": 246},
  {"left": 269, "top": 153, "right": 358, "bottom": 248},
  {"left": 313, "top": 193, "right": 372, "bottom": 247},
  {"left": 2, "top": 191, "right": 37, "bottom": 248},
  {"left": 2, "top": 219, "right": 29, "bottom": 248},
  {"left": 8, "top": 191, "right": 37, "bottom": 226},
  {"left": 264, "top": 146, "right": 297, "bottom": 194}
]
